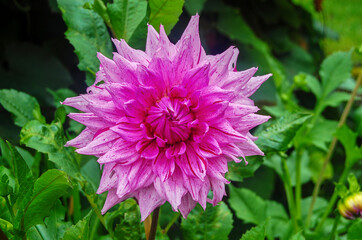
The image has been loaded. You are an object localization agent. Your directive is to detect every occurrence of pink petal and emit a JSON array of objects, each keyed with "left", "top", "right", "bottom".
[
  {"left": 113, "top": 53, "right": 139, "bottom": 84},
  {"left": 97, "top": 140, "right": 139, "bottom": 165},
  {"left": 123, "top": 99, "right": 146, "bottom": 123},
  {"left": 208, "top": 177, "right": 226, "bottom": 206},
  {"left": 240, "top": 74, "right": 272, "bottom": 97},
  {"left": 199, "top": 135, "right": 222, "bottom": 158},
  {"left": 97, "top": 163, "right": 117, "bottom": 194},
  {"left": 97, "top": 53, "right": 123, "bottom": 83},
  {"left": 207, "top": 46, "right": 239, "bottom": 85},
  {"left": 225, "top": 103, "right": 259, "bottom": 118},
  {"left": 101, "top": 189, "right": 130, "bottom": 214},
  {"left": 182, "top": 63, "right": 210, "bottom": 95},
  {"left": 176, "top": 14, "right": 203, "bottom": 66},
  {"left": 177, "top": 143, "right": 207, "bottom": 180},
  {"left": 136, "top": 139, "right": 159, "bottom": 159},
  {"left": 145, "top": 24, "right": 160, "bottom": 56},
  {"left": 112, "top": 38, "right": 151, "bottom": 66},
  {"left": 208, "top": 120, "right": 247, "bottom": 143},
  {"left": 76, "top": 129, "right": 120, "bottom": 155},
  {"left": 233, "top": 114, "right": 271, "bottom": 134},
  {"left": 65, "top": 127, "right": 94, "bottom": 148},
  {"left": 110, "top": 118, "right": 144, "bottom": 142},
  {"left": 179, "top": 193, "right": 197, "bottom": 219},
  {"left": 222, "top": 67, "right": 258, "bottom": 91},
  {"left": 68, "top": 113, "right": 112, "bottom": 129},
  {"left": 62, "top": 96, "right": 89, "bottom": 112},
  {"left": 154, "top": 168, "right": 187, "bottom": 211},
  {"left": 137, "top": 185, "right": 166, "bottom": 222},
  {"left": 153, "top": 150, "right": 175, "bottom": 181}
]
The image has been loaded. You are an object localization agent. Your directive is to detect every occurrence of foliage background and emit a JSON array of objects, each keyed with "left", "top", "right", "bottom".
[{"left": 0, "top": 0, "right": 361, "bottom": 239}]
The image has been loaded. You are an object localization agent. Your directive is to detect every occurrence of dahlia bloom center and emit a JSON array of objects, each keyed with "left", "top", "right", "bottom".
[{"left": 146, "top": 96, "right": 195, "bottom": 145}]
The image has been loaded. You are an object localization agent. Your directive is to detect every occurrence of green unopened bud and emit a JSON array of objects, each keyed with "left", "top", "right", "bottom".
[{"left": 338, "top": 192, "right": 362, "bottom": 219}]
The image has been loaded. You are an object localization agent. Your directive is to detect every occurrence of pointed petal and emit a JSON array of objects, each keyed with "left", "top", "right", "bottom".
[
  {"left": 112, "top": 38, "right": 151, "bottom": 65},
  {"left": 76, "top": 129, "right": 120, "bottom": 155},
  {"left": 65, "top": 127, "right": 94, "bottom": 148},
  {"left": 97, "top": 163, "right": 117, "bottom": 194},
  {"left": 146, "top": 24, "right": 160, "bottom": 56},
  {"left": 240, "top": 74, "right": 272, "bottom": 97},
  {"left": 97, "top": 140, "right": 139, "bottom": 165},
  {"left": 137, "top": 185, "right": 166, "bottom": 222},
  {"left": 179, "top": 193, "right": 197, "bottom": 219},
  {"left": 68, "top": 113, "right": 112, "bottom": 129},
  {"left": 182, "top": 63, "right": 210, "bottom": 95},
  {"left": 153, "top": 150, "right": 175, "bottom": 181},
  {"left": 222, "top": 67, "right": 258, "bottom": 90},
  {"left": 113, "top": 53, "right": 139, "bottom": 84},
  {"left": 208, "top": 177, "right": 226, "bottom": 206},
  {"left": 62, "top": 96, "right": 89, "bottom": 112},
  {"left": 207, "top": 46, "right": 238, "bottom": 85},
  {"left": 97, "top": 53, "right": 123, "bottom": 83},
  {"left": 177, "top": 143, "right": 207, "bottom": 180}
]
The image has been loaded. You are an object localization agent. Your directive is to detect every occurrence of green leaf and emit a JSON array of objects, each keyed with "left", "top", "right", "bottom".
[
  {"left": 322, "top": 91, "right": 351, "bottom": 108},
  {"left": 149, "top": 0, "right": 184, "bottom": 34},
  {"left": 347, "top": 174, "right": 360, "bottom": 193},
  {"left": 347, "top": 219, "right": 362, "bottom": 240},
  {"left": 107, "top": 0, "right": 148, "bottom": 41},
  {"left": 240, "top": 223, "right": 266, "bottom": 240},
  {"left": 304, "top": 74, "right": 321, "bottom": 98},
  {"left": 229, "top": 186, "right": 266, "bottom": 224},
  {"left": 184, "top": 0, "right": 206, "bottom": 15},
  {"left": 335, "top": 183, "right": 348, "bottom": 199},
  {"left": 47, "top": 88, "right": 77, "bottom": 109},
  {"left": 57, "top": 0, "right": 113, "bottom": 85},
  {"left": 290, "top": 231, "right": 305, "bottom": 240},
  {"left": 181, "top": 202, "right": 233, "bottom": 240},
  {"left": 0, "top": 89, "right": 45, "bottom": 127},
  {"left": 62, "top": 212, "right": 91, "bottom": 240},
  {"left": 15, "top": 169, "right": 71, "bottom": 232},
  {"left": 255, "top": 113, "right": 311, "bottom": 153},
  {"left": 229, "top": 186, "right": 288, "bottom": 238},
  {"left": 20, "top": 120, "right": 81, "bottom": 179},
  {"left": 305, "top": 118, "right": 338, "bottom": 151},
  {"left": 335, "top": 125, "right": 362, "bottom": 168},
  {"left": 26, "top": 201, "right": 71, "bottom": 240},
  {"left": 104, "top": 199, "right": 142, "bottom": 240},
  {"left": 6, "top": 141, "right": 33, "bottom": 204},
  {"left": 320, "top": 51, "right": 352, "bottom": 98},
  {"left": 226, "top": 156, "right": 263, "bottom": 182}
]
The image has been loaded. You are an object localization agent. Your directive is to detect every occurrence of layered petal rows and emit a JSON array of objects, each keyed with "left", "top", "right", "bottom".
[{"left": 63, "top": 15, "right": 271, "bottom": 221}]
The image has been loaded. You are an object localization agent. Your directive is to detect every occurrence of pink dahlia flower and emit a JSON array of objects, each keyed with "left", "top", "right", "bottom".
[{"left": 63, "top": 15, "right": 271, "bottom": 221}]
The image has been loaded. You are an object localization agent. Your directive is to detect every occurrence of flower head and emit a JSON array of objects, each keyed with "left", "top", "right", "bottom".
[
  {"left": 338, "top": 192, "right": 362, "bottom": 219},
  {"left": 63, "top": 15, "right": 271, "bottom": 221}
]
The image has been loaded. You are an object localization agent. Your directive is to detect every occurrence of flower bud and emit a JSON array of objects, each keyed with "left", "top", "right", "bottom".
[{"left": 338, "top": 192, "right": 362, "bottom": 219}]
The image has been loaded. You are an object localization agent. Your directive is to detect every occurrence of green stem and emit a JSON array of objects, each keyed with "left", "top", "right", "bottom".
[
  {"left": 295, "top": 149, "right": 303, "bottom": 221},
  {"left": 162, "top": 212, "right": 180, "bottom": 234},
  {"left": 84, "top": 194, "right": 106, "bottom": 229},
  {"left": 315, "top": 168, "right": 349, "bottom": 232},
  {"left": 72, "top": 186, "right": 81, "bottom": 223},
  {"left": 329, "top": 213, "right": 341, "bottom": 240},
  {"left": 5, "top": 196, "right": 15, "bottom": 222},
  {"left": 281, "top": 156, "right": 299, "bottom": 232},
  {"left": 305, "top": 71, "right": 362, "bottom": 229},
  {"left": 148, "top": 207, "right": 160, "bottom": 240}
]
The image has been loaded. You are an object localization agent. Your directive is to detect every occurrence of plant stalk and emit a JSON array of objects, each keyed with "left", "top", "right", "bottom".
[
  {"left": 148, "top": 207, "right": 160, "bottom": 240},
  {"left": 305, "top": 71, "right": 362, "bottom": 229},
  {"left": 295, "top": 149, "right": 303, "bottom": 221},
  {"left": 163, "top": 212, "right": 180, "bottom": 234},
  {"left": 281, "top": 156, "right": 299, "bottom": 232}
]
